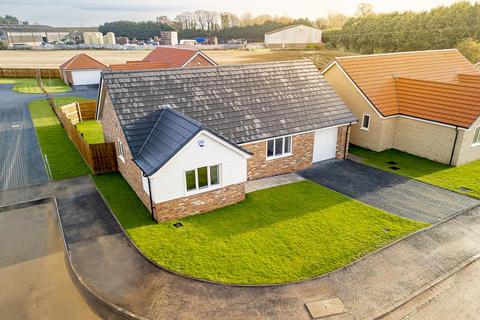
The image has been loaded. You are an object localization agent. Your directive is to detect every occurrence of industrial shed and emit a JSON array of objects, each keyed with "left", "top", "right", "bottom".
[
  {"left": 265, "top": 25, "right": 322, "bottom": 48},
  {"left": 0, "top": 24, "right": 70, "bottom": 47},
  {"left": 60, "top": 54, "right": 107, "bottom": 86}
]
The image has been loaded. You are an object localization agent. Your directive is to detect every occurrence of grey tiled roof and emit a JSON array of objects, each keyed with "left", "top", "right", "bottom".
[
  {"left": 103, "top": 60, "right": 356, "bottom": 147},
  {"left": 134, "top": 107, "right": 202, "bottom": 175}
]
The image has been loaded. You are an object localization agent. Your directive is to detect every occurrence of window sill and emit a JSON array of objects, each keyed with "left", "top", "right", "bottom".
[
  {"left": 266, "top": 153, "right": 293, "bottom": 161},
  {"left": 118, "top": 155, "right": 125, "bottom": 163},
  {"left": 360, "top": 127, "right": 369, "bottom": 132},
  {"left": 472, "top": 143, "right": 480, "bottom": 148},
  {"left": 185, "top": 184, "right": 222, "bottom": 196}
]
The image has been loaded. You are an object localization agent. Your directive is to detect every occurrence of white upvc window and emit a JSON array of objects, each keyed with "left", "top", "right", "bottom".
[
  {"left": 185, "top": 164, "right": 221, "bottom": 193},
  {"left": 266, "top": 135, "right": 292, "bottom": 159},
  {"left": 361, "top": 114, "right": 371, "bottom": 131},
  {"left": 117, "top": 138, "right": 125, "bottom": 162},
  {"left": 473, "top": 127, "right": 480, "bottom": 146}
]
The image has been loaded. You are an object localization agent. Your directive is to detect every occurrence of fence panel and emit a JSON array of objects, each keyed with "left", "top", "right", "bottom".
[
  {"left": 56, "top": 103, "right": 117, "bottom": 174},
  {"left": 0, "top": 67, "right": 61, "bottom": 78}
]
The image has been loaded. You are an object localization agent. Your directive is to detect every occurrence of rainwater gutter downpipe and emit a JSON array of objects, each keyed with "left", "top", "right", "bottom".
[{"left": 449, "top": 127, "right": 460, "bottom": 166}]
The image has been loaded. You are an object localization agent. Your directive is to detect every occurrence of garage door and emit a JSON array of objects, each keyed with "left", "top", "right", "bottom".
[
  {"left": 312, "top": 127, "right": 338, "bottom": 162},
  {"left": 71, "top": 70, "right": 101, "bottom": 86}
]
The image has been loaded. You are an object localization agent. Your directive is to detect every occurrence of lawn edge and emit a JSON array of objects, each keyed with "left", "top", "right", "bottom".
[{"left": 88, "top": 174, "right": 474, "bottom": 287}]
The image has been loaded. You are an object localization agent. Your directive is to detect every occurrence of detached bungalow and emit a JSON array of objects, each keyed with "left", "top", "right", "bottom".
[
  {"left": 97, "top": 60, "right": 356, "bottom": 221},
  {"left": 109, "top": 47, "right": 217, "bottom": 71},
  {"left": 322, "top": 49, "right": 480, "bottom": 166},
  {"left": 60, "top": 53, "right": 107, "bottom": 86}
]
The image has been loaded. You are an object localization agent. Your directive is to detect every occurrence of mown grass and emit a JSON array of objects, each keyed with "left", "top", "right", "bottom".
[
  {"left": 29, "top": 99, "right": 426, "bottom": 284},
  {"left": 0, "top": 77, "right": 70, "bottom": 93},
  {"left": 28, "top": 97, "right": 94, "bottom": 179},
  {"left": 350, "top": 145, "right": 480, "bottom": 199},
  {"left": 76, "top": 120, "right": 105, "bottom": 144}
]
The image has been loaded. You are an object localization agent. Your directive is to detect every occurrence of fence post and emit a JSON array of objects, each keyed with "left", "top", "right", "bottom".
[{"left": 76, "top": 102, "right": 83, "bottom": 122}]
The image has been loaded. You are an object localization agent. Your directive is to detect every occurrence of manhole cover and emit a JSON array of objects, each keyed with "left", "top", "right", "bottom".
[
  {"left": 459, "top": 187, "right": 472, "bottom": 193},
  {"left": 389, "top": 166, "right": 400, "bottom": 170},
  {"left": 386, "top": 161, "right": 398, "bottom": 165},
  {"left": 305, "top": 298, "right": 347, "bottom": 319}
]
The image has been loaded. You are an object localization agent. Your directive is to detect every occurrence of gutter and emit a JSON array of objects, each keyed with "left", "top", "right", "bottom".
[{"left": 449, "top": 127, "right": 460, "bottom": 166}]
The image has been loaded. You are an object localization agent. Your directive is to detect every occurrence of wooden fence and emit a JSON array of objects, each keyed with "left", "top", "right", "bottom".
[
  {"left": 0, "top": 67, "right": 61, "bottom": 78},
  {"left": 61, "top": 101, "right": 97, "bottom": 123},
  {"left": 54, "top": 101, "right": 117, "bottom": 174}
]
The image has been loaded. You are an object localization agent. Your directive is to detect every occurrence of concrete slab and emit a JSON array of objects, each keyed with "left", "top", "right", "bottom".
[
  {"left": 245, "top": 173, "right": 305, "bottom": 193},
  {"left": 305, "top": 298, "right": 347, "bottom": 318}
]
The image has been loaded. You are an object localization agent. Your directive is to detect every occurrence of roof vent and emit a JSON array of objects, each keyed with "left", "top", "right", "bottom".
[{"left": 161, "top": 104, "right": 171, "bottom": 109}]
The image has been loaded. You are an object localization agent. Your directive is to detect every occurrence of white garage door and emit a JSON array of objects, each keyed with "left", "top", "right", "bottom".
[
  {"left": 312, "top": 127, "right": 338, "bottom": 163},
  {"left": 71, "top": 70, "right": 102, "bottom": 86}
]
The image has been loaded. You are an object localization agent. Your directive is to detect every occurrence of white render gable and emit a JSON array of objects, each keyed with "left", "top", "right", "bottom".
[{"left": 148, "top": 130, "right": 249, "bottom": 203}]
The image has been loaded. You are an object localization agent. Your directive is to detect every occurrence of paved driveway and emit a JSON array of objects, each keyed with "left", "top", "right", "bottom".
[
  {"left": 299, "top": 160, "right": 480, "bottom": 223},
  {"left": 0, "top": 84, "right": 97, "bottom": 191}
]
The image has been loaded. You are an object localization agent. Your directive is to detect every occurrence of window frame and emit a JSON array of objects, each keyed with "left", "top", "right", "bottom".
[
  {"left": 473, "top": 126, "right": 480, "bottom": 147},
  {"left": 360, "top": 114, "right": 371, "bottom": 131},
  {"left": 117, "top": 138, "right": 125, "bottom": 162},
  {"left": 184, "top": 164, "right": 221, "bottom": 194},
  {"left": 266, "top": 135, "right": 293, "bottom": 160}
]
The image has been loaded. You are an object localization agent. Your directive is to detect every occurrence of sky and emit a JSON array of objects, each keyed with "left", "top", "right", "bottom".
[{"left": 0, "top": 0, "right": 467, "bottom": 27}]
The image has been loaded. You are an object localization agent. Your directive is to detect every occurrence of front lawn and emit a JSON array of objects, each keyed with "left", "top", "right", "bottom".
[
  {"left": 350, "top": 145, "right": 480, "bottom": 199},
  {"left": 28, "top": 97, "right": 94, "bottom": 179},
  {"left": 101, "top": 179, "right": 426, "bottom": 284},
  {"left": 76, "top": 120, "right": 105, "bottom": 144},
  {"left": 0, "top": 77, "right": 70, "bottom": 93}
]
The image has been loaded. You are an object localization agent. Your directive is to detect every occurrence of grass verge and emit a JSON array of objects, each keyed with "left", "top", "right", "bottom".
[
  {"left": 0, "top": 77, "right": 70, "bottom": 93},
  {"left": 28, "top": 97, "right": 94, "bottom": 179},
  {"left": 350, "top": 145, "right": 480, "bottom": 199}
]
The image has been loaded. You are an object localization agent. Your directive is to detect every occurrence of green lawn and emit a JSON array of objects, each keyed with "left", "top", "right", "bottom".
[
  {"left": 76, "top": 120, "right": 105, "bottom": 144},
  {"left": 97, "top": 178, "right": 426, "bottom": 284},
  {"left": 29, "top": 99, "right": 426, "bottom": 284},
  {"left": 0, "top": 77, "right": 70, "bottom": 93},
  {"left": 28, "top": 97, "right": 94, "bottom": 179},
  {"left": 350, "top": 145, "right": 480, "bottom": 199}
]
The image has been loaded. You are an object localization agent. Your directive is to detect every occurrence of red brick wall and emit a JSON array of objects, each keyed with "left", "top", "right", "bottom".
[
  {"left": 100, "top": 92, "right": 152, "bottom": 211},
  {"left": 336, "top": 125, "right": 351, "bottom": 160},
  {"left": 154, "top": 183, "right": 245, "bottom": 222},
  {"left": 242, "top": 132, "right": 315, "bottom": 180},
  {"left": 185, "top": 54, "right": 215, "bottom": 67}
]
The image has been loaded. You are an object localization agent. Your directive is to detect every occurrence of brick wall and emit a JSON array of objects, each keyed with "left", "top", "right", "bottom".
[
  {"left": 336, "top": 125, "right": 351, "bottom": 159},
  {"left": 154, "top": 183, "right": 245, "bottom": 222},
  {"left": 242, "top": 132, "right": 315, "bottom": 180},
  {"left": 185, "top": 54, "right": 215, "bottom": 67},
  {"left": 101, "top": 91, "right": 152, "bottom": 210}
]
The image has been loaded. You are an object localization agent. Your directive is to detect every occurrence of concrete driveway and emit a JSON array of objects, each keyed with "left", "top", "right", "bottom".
[
  {"left": 299, "top": 160, "right": 480, "bottom": 223},
  {"left": 0, "top": 84, "right": 97, "bottom": 191},
  {"left": 0, "top": 198, "right": 100, "bottom": 319}
]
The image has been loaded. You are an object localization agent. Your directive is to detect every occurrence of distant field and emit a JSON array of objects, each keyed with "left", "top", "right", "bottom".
[{"left": 0, "top": 48, "right": 353, "bottom": 69}]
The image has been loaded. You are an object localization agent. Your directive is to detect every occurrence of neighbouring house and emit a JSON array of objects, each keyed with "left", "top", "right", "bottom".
[
  {"left": 322, "top": 49, "right": 480, "bottom": 166},
  {"left": 60, "top": 53, "right": 107, "bottom": 86},
  {"left": 265, "top": 25, "right": 322, "bottom": 48},
  {"left": 109, "top": 47, "right": 217, "bottom": 71},
  {"left": 96, "top": 61, "right": 356, "bottom": 221}
]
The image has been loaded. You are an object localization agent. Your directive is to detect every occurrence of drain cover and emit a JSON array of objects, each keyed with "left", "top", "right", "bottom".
[
  {"left": 389, "top": 166, "right": 400, "bottom": 170},
  {"left": 386, "top": 161, "right": 398, "bottom": 165},
  {"left": 459, "top": 187, "right": 472, "bottom": 193},
  {"left": 173, "top": 222, "right": 183, "bottom": 228},
  {"left": 305, "top": 298, "right": 347, "bottom": 319}
]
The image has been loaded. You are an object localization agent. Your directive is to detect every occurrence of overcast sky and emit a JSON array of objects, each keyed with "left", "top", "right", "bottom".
[{"left": 0, "top": 0, "right": 466, "bottom": 27}]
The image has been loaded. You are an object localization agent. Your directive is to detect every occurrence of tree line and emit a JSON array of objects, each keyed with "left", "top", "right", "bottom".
[{"left": 323, "top": 1, "right": 480, "bottom": 59}]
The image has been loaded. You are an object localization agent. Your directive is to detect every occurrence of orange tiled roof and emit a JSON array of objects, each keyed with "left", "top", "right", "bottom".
[
  {"left": 109, "top": 61, "right": 170, "bottom": 71},
  {"left": 142, "top": 47, "right": 215, "bottom": 67},
  {"left": 332, "top": 49, "right": 480, "bottom": 127},
  {"left": 395, "top": 77, "right": 480, "bottom": 128},
  {"left": 60, "top": 53, "right": 107, "bottom": 70}
]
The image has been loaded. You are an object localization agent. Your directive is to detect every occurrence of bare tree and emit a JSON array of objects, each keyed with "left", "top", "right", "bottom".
[{"left": 356, "top": 3, "right": 374, "bottom": 17}]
